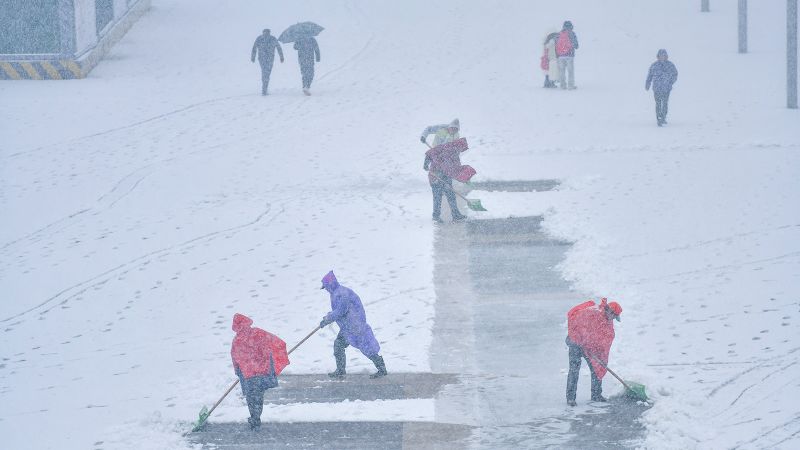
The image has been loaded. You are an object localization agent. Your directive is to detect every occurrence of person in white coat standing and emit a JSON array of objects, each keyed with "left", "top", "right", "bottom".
[{"left": 542, "top": 31, "right": 560, "bottom": 88}]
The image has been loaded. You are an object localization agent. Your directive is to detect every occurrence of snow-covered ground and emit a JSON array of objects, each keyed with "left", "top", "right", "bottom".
[{"left": 2, "top": 1, "right": 798, "bottom": 449}]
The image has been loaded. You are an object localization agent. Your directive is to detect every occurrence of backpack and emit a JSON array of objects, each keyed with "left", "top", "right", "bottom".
[{"left": 555, "top": 30, "right": 573, "bottom": 56}]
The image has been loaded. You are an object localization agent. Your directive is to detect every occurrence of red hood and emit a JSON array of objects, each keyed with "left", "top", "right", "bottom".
[{"left": 232, "top": 313, "right": 253, "bottom": 333}]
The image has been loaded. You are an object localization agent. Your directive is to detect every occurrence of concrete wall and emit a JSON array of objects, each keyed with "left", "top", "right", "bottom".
[
  {"left": 74, "top": 0, "right": 98, "bottom": 55},
  {"left": 0, "top": 0, "right": 150, "bottom": 79}
]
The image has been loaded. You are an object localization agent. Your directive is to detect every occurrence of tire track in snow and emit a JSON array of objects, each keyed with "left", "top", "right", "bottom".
[
  {"left": 707, "top": 347, "right": 800, "bottom": 398},
  {"left": 1, "top": 202, "right": 280, "bottom": 324},
  {"left": 4, "top": 94, "right": 251, "bottom": 160},
  {"left": 0, "top": 166, "right": 153, "bottom": 254}
]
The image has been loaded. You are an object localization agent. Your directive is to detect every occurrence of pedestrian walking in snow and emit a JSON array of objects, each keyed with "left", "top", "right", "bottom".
[
  {"left": 293, "top": 36, "right": 320, "bottom": 95},
  {"left": 645, "top": 49, "right": 678, "bottom": 126},
  {"left": 251, "top": 29, "right": 284, "bottom": 96},
  {"left": 555, "top": 21, "right": 579, "bottom": 90},
  {"left": 231, "top": 313, "right": 289, "bottom": 429},
  {"left": 565, "top": 298, "right": 622, "bottom": 406},
  {"left": 542, "top": 31, "right": 560, "bottom": 88},
  {"left": 421, "top": 119, "right": 466, "bottom": 223},
  {"left": 319, "top": 271, "right": 388, "bottom": 379}
]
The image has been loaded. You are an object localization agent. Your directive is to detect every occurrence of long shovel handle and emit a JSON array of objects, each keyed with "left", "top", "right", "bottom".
[
  {"left": 204, "top": 378, "right": 240, "bottom": 422},
  {"left": 197, "top": 326, "right": 321, "bottom": 430},
  {"left": 288, "top": 326, "right": 321, "bottom": 355},
  {"left": 586, "top": 352, "right": 633, "bottom": 392},
  {"left": 430, "top": 172, "right": 472, "bottom": 202}
]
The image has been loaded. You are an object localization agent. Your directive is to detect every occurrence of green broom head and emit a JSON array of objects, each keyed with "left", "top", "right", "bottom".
[
  {"left": 467, "top": 198, "right": 487, "bottom": 212},
  {"left": 192, "top": 406, "right": 209, "bottom": 432},
  {"left": 624, "top": 381, "right": 649, "bottom": 402}
]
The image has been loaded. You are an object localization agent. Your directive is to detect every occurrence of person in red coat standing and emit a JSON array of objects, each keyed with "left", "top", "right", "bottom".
[
  {"left": 565, "top": 298, "right": 622, "bottom": 406},
  {"left": 231, "top": 313, "right": 289, "bottom": 429}
]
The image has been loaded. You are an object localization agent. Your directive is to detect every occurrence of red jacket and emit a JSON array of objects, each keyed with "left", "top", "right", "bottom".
[
  {"left": 231, "top": 313, "right": 289, "bottom": 379},
  {"left": 567, "top": 300, "right": 615, "bottom": 379},
  {"left": 425, "top": 138, "right": 476, "bottom": 184}
]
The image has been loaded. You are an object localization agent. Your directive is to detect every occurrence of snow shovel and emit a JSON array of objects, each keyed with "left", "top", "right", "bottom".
[
  {"left": 423, "top": 142, "right": 487, "bottom": 212},
  {"left": 189, "top": 325, "right": 321, "bottom": 433},
  {"left": 587, "top": 353, "right": 649, "bottom": 402},
  {"left": 429, "top": 172, "right": 488, "bottom": 212}
]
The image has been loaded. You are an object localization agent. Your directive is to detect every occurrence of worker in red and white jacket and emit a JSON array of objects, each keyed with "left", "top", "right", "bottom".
[{"left": 565, "top": 298, "right": 622, "bottom": 406}]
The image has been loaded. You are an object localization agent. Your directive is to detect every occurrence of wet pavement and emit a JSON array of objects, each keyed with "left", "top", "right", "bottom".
[
  {"left": 191, "top": 421, "right": 472, "bottom": 449},
  {"left": 260, "top": 373, "right": 459, "bottom": 404},
  {"left": 188, "top": 182, "right": 648, "bottom": 448},
  {"left": 468, "top": 179, "right": 561, "bottom": 193},
  {"left": 432, "top": 214, "right": 648, "bottom": 448}
]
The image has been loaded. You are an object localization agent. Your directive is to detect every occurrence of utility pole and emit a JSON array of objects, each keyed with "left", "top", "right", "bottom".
[
  {"left": 738, "top": 0, "right": 748, "bottom": 53},
  {"left": 789, "top": 0, "right": 798, "bottom": 109},
  {"left": 702, "top": 0, "right": 710, "bottom": 12}
]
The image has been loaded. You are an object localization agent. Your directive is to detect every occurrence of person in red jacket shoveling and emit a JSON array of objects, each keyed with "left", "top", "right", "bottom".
[
  {"left": 231, "top": 313, "right": 289, "bottom": 429},
  {"left": 565, "top": 298, "right": 622, "bottom": 406}
]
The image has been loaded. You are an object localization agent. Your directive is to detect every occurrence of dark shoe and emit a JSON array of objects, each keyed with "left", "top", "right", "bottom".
[
  {"left": 328, "top": 370, "right": 346, "bottom": 380},
  {"left": 591, "top": 395, "right": 607, "bottom": 402},
  {"left": 370, "top": 369, "right": 388, "bottom": 379},
  {"left": 369, "top": 355, "right": 388, "bottom": 379},
  {"left": 567, "top": 400, "right": 577, "bottom": 407},
  {"left": 248, "top": 417, "right": 261, "bottom": 429},
  {"left": 657, "top": 121, "right": 663, "bottom": 127},
  {"left": 661, "top": 119, "right": 668, "bottom": 124},
  {"left": 452, "top": 213, "right": 466, "bottom": 222},
  {"left": 433, "top": 216, "right": 444, "bottom": 224}
]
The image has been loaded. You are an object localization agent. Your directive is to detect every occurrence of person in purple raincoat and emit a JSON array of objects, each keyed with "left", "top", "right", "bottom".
[{"left": 318, "top": 271, "right": 387, "bottom": 379}]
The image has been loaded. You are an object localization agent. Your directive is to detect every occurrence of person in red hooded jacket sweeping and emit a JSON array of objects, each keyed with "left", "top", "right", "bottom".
[
  {"left": 231, "top": 313, "right": 289, "bottom": 429},
  {"left": 565, "top": 298, "right": 622, "bottom": 406}
]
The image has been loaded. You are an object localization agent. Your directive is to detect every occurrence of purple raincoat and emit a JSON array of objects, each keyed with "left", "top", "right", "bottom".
[{"left": 321, "top": 271, "right": 381, "bottom": 357}]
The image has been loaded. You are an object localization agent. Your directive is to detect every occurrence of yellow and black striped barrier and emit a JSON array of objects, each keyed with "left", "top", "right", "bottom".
[{"left": 0, "top": 60, "right": 84, "bottom": 80}]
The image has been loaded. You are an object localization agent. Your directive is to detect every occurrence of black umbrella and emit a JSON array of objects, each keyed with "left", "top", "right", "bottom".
[{"left": 278, "top": 22, "right": 324, "bottom": 43}]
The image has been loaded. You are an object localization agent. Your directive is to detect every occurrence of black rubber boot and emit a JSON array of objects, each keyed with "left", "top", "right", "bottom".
[
  {"left": 369, "top": 355, "right": 388, "bottom": 379},
  {"left": 329, "top": 340, "right": 347, "bottom": 379}
]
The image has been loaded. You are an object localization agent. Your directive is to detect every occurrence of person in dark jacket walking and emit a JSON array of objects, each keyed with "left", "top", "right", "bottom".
[
  {"left": 319, "top": 271, "right": 387, "bottom": 379},
  {"left": 645, "top": 49, "right": 678, "bottom": 126},
  {"left": 231, "top": 313, "right": 289, "bottom": 429},
  {"left": 293, "top": 36, "right": 320, "bottom": 95},
  {"left": 251, "top": 29, "right": 284, "bottom": 96},
  {"left": 555, "top": 21, "right": 579, "bottom": 90}
]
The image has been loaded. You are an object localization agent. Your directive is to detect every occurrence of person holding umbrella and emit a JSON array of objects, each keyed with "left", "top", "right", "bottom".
[
  {"left": 278, "top": 22, "right": 323, "bottom": 95},
  {"left": 251, "top": 29, "right": 284, "bottom": 96},
  {"left": 565, "top": 298, "right": 622, "bottom": 406},
  {"left": 318, "top": 270, "right": 387, "bottom": 379},
  {"left": 293, "top": 36, "right": 320, "bottom": 95}
]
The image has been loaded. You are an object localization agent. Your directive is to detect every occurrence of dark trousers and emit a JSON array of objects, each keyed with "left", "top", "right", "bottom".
[
  {"left": 240, "top": 374, "right": 277, "bottom": 422},
  {"left": 333, "top": 332, "right": 349, "bottom": 371},
  {"left": 333, "top": 331, "right": 383, "bottom": 371},
  {"left": 566, "top": 337, "right": 602, "bottom": 401},
  {"left": 300, "top": 61, "right": 315, "bottom": 88},
  {"left": 259, "top": 58, "right": 275, "bottom": 94},
  {"left": 431, "top": 176, "right": 461, "bottom": 219},
  {"left": 654, "top": 89, "right": 671, "bottom": 123}
]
